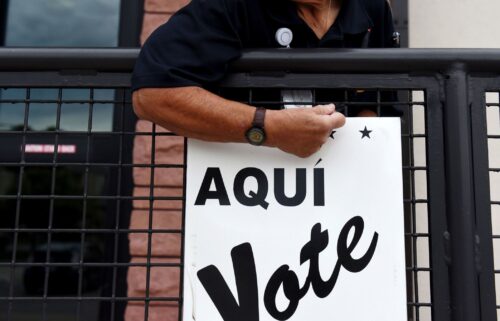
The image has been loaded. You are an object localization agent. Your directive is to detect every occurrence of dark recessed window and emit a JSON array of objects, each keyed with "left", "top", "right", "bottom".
[
  {"left": 0, "top": 2, "right": 138, "bottom": 320},
  {"left": 5, "top": 0, "right": 121, "bottom": 47}
]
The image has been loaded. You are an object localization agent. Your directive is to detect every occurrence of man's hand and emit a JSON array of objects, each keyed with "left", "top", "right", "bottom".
[{"left": 266, "top": 104, "right": 346, "bottom": 158}]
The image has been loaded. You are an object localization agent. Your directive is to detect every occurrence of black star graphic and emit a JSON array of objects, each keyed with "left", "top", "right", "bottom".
[
  {"left": 360, "top": 126, "right": 373, "bottom": 139},
  {"left": 330, "top": 131, "right": 336, "bottom": 140}
]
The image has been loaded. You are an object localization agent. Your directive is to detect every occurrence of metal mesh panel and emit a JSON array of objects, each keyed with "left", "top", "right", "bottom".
[
  {"left": 406, "top": 90, "right": 432, "bottom": 321},
  {"left": 0, "top": 85, "right": 433, "bottom": 321},
  {"left": 486, "top": 91, "right": 500, "bottom": 319},
  {"left": 0, "top": 87, "right": 183, "bottom": 321}
]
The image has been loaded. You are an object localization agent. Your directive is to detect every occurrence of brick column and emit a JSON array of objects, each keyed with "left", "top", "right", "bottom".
[{"left": 126, "top": 1, "right": 190, "bottom": 321}]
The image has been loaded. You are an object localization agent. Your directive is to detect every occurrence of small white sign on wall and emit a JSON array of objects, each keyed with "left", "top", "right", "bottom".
[{"left": 182, "top": 118, "right": 407, "bottom": 321}]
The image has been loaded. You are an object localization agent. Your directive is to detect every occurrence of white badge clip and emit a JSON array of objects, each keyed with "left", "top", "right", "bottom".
[
  {"left": 275, "top": 28, "right": 293, "bottom": 48},
  {"left": 276, "top": 28, "right": 312, "bottom": 108}
]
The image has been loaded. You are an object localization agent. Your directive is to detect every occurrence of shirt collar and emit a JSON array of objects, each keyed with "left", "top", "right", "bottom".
[{"left": 265, "top": 0, "right": 374, "bottom": 36}]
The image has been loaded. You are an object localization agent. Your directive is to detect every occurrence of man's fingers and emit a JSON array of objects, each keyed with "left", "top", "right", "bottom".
[
  {"left": 322, "top": 111, "right": 346, "bottom": 130},
  {"left": 312, "top": 104, "right": 345, "bottom": 129},
  {"left": 312, "top": 104, "right": 336, "bottom": 115},
  {"left": 331, "top": 112, "right": 347, "bottom": 128},
  {"left": 273, "top": 104, "right": 345, "bottom": 158}
]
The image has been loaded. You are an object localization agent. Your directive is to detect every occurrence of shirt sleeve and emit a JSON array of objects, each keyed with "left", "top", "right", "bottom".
[{"left": 131, "top": 0, "right": 243, "bottom": 91}]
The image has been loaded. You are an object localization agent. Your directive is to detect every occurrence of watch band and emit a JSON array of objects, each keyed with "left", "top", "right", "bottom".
[
  {"left": 253, "top": 107, "right": 266, "bottom": 128},
  {"left": 245, "top": 107, "right": 267, "bottom": 146}
]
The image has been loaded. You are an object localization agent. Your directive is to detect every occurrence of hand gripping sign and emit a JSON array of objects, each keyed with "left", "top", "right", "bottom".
[{"left": 183, "top": 118, "right": 407, "bottom": 321}]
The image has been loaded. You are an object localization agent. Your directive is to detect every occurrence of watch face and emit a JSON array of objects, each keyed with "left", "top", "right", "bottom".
[{"left": 246, "top": 127, "right": 266, "bottom": 146}]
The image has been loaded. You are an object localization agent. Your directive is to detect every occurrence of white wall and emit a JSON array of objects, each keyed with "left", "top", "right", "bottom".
[{"left": 409, "top": 0, "right": 500, "bottom": 48}]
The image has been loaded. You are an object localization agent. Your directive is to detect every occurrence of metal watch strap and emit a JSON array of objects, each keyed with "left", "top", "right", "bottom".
[{"left": 253, "top": 107, "right": 266, "bottom": 128}]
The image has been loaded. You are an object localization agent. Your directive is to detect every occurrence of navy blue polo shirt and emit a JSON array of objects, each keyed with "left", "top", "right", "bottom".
[{"left": 132, "top": 0, "right": 395, "bottom": 91}]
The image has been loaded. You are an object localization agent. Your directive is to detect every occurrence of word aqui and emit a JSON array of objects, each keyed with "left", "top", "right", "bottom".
[{"left": 194, "top": 166, "right": 325, "bottom": 210}]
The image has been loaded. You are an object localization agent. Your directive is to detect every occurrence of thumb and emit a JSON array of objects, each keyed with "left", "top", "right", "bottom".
[{"left": 312, "top": 104, "right": 336, "bottom": 115}]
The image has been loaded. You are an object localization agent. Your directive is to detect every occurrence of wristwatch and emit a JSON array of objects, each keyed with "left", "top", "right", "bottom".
[{"left": 245, "top": 107, "right": 266, "bottom": 146}]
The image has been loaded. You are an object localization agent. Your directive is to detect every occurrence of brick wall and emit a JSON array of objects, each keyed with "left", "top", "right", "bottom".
[
  {"left": 125, "top": 1, "right": 190, "bottom": 321},
  {"left": 140, "top": 0, "right": 190, "bottom": 44}
]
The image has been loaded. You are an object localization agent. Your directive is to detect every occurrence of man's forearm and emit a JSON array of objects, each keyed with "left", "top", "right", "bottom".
[
  {"left": 133, "top": 86, "right": 346, "bottom": 158},
  {"left": 133, "top": 86, "right": 254, "bottom": 143}
]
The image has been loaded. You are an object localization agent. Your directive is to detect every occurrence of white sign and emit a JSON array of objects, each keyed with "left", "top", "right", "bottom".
[{"left": 183, "top": 118, "right": 407, "bottom": 321}]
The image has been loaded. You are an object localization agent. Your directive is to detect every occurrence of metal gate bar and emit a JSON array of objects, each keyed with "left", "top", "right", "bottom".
[{"left": 0, "top": 48, "right": 499, "bottom": 321}]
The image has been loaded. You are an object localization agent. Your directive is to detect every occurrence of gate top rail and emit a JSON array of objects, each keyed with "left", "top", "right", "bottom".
[{"left": 1, "top": 48, "right": 500, "bottom": 73}]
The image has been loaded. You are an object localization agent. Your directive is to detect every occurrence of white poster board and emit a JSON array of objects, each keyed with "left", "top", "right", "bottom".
[{"left": 183, "top": 118, "right": 407, "bottom": 321}]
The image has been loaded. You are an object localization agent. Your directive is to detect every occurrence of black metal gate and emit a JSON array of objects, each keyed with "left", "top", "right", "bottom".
[{"left": 0, "top": 48, "right": 498, "bottom": 321}]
